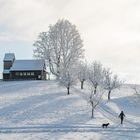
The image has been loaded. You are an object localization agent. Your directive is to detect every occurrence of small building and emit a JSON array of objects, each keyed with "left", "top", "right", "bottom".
[{"left": 3, "top": 53, "right": 47, "bottom": 80}]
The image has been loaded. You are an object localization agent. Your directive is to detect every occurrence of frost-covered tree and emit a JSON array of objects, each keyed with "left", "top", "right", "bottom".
[
  {"left": 33, "top": 19, "right": 84, "bottom": 79},
  {"left": 59, "top": 66, "right": 78, "bottom": 95},
  {"left": 89, "top": 87, "right": 104, "bottom": 118},
  {"left": 86, "top": 61, "right": 105, "bottom": 118},
  {"left": 78, "top": 61, "right": 88, "bottom": 89},
  {"left": 88, "top": 61, "right": 104, "bottom": 94},
  {"left": 103, "top": 69, "right": 122, "bottom": 100}
]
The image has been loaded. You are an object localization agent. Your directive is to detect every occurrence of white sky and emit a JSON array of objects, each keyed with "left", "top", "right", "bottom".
[{"left": 0, "top": 0, "right": 140, "bottom": 84}]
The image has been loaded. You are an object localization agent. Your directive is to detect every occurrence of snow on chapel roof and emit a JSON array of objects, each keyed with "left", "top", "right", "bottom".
[
  {"left": 4, "top": 53, "right": 15, "bottom": 61},
  {"left": 10, "top": 59, "right": 45, "bottom": 71}
]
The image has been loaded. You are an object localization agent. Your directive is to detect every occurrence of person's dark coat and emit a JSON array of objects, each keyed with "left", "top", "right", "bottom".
[{"left": 119, "top": 111, "right": 125, "bottom": 124}]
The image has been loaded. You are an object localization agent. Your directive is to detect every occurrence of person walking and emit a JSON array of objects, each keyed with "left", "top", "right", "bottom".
[{"left": 119, "top": 111, "right": 125, "bottom": 124}]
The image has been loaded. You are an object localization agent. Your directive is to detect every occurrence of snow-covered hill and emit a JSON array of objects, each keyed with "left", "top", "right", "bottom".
[{"left": 0, "top": 80, "right": 140, "bottom": 140}]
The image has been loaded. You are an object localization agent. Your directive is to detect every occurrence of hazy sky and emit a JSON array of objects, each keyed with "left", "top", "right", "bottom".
[{"left": 0, "top": 0, "right": 140, "bottom": 84}]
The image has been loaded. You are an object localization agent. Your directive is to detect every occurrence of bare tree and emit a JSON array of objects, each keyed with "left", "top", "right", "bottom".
[
  {"left": 132, "top": 85, "right": 140, "bottom": 95},
  {"left": 132, "top": 85, "right": 140, "bottom": 104},
  {"left": 88, "top": 61, "right": 104, "bottom": 94},
  {"left": 86, "top": 61, "right": 105, "bottom": 118},
  {"left": 33, "top": 19, "right": 84, "bottom": 79},
  {"left": 103, "top": 69, "right": 122, "bottom": 100},
  {"left": 89, "top": 87, "right": 104, "bottom": 118},
  {"left": 77, "top": 61, "right": 88, "bottom": 89}
]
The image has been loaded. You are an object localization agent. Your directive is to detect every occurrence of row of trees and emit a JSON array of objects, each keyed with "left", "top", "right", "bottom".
[{"left": 33, "top": 19, "right": 123, "bottom": 118}]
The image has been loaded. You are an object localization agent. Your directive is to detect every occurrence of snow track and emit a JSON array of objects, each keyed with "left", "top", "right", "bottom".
[{"left": 0, "top": 125, "right": 139, "bottom": 133}]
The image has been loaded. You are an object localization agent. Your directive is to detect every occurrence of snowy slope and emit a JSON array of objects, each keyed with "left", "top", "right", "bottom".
[{"left": 0, "top": 80, "right": 140, "bottom": 140}]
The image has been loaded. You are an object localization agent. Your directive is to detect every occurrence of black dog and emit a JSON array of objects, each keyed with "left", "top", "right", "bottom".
[{"left": 102, "top": 123, "right": 110, "bottom": 128}]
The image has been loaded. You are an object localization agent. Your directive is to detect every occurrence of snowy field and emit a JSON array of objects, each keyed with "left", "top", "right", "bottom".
[{"left": 0, "top": 80, "right": 140, "bottom": 140}]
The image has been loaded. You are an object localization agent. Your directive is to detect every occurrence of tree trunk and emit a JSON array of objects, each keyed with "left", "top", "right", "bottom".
[
  {"left": 91, "top": 107, "right": 94, "bottom": 118},
  {"left": 108, "top": 90, "right": 111, "bottom": 100},
  {"left": 56, "top": 75, "right": 60, "bottom": 80},
  {"left": 81, "top": 80, "right": 84, "bottom": 89},
  {"left": 67, "top": 87, "right": 70, "bottom": 95},
  {"left": 91, "top": 102, "right": 94, "bottom": 118},
  {"left": 94, "top": 86, "right": 97, "bottom": 94}
]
